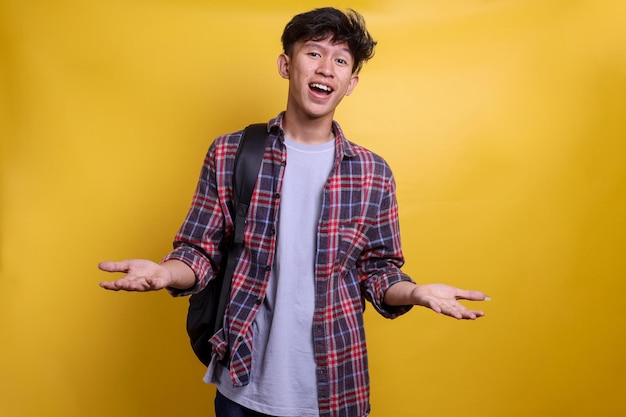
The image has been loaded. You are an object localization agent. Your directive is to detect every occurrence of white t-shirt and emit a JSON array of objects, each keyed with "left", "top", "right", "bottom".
[{"left": 210, "top": 136, "right": 335, "bottom": 416}]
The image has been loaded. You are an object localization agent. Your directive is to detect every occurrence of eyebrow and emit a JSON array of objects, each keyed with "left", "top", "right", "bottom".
[{"left": 302, "top": 40, "right": 353, "bottom": 57}]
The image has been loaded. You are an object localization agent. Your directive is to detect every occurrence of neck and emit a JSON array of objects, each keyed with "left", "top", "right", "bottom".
[{"left": 282, "top": 111, "right": 335, "bottom": 145}]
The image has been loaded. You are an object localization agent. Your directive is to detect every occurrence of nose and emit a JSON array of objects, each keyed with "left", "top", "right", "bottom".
[{"left": 316, "top": 57, "right": 333, "bottom": 76}]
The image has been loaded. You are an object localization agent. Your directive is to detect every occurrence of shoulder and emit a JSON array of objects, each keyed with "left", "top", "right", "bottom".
[
  {"left": 203, "top": 128, "right": 249, "bottom": 170},
  {"left": 209, "top": 116, "right": 276, "bottom": 156},
  {"left": 342, "top": 138, "right": 394, "bottom": 180},
  {"left": 333, "top": 120, "right": 393, "bottom": 178},
  {"left": 209, "top": 129, "right": 245, "bottom": 154}
]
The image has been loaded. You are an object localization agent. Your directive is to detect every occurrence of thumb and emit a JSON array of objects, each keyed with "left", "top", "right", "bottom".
[
  {"left": 98, "top": 260, "right": 130, "bottom": 273},
  {"left": 456, "top": 289, "right": 490, "bottom": 301}
]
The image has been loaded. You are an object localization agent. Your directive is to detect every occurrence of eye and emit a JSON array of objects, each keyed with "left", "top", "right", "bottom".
[
  {"left": 336, "top": 57, "right": 353, "bottom": 67},
  {"left": 308, "top": 51, "right": 321, "bottom": 58}
]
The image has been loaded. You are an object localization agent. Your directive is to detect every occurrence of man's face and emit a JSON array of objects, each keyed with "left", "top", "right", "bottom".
[{"left": 278, "top": 37, "right": 359, "bottom": 122}]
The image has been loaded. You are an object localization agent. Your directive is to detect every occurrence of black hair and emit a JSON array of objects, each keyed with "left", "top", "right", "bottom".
[{"left": 281, "top": 7, "right": 377, "bottom": 74}]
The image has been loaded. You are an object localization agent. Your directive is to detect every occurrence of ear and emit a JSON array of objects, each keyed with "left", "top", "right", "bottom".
[
  {"left": 345, "top": 74, "right": 359, "bottom": 96},
  {"left": 277, "top": 53, "right": 290, "bottom": 79}
]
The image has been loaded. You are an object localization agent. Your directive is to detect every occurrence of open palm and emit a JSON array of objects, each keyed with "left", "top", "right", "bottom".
[{"left": 412, "top": 283, "right": 487, "bottom": 320}]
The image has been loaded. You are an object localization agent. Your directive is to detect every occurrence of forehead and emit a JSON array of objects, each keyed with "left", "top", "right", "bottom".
[{"left": 300, "top": 38, "right": 353, "bottom": 55}]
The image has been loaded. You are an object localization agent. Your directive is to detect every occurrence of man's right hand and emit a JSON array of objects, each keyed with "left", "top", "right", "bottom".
[{"left": 98, "top": 259, "right": 174, "bottom": 292}]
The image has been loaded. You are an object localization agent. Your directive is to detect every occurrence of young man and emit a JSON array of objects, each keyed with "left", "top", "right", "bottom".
[{"left": 99, "top": 7, "right": 488, "bottom": 417}]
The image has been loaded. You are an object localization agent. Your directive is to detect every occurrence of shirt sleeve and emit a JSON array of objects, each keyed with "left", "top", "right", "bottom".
[
  {"left": 360, "top": 171, "right": 414, "bottom": 318},
  {"left": 162, "top": 140, "right": 232, "bottom": 297}
]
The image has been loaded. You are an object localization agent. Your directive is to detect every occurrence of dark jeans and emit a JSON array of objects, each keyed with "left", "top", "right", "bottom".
[{"left": 214, "top": 391, "right": 275, "bottom": 417}]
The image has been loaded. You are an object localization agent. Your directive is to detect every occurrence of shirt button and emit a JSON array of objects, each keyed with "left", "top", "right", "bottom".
[
  {"left": 280, "top": 161, "right": 286, "bottom": 166},
  {"left": 237, "top": 336, "right": 244, "bottom": 342},
  {"left": 265, "top": 265, "right": 271, "bottom": 272},
  {"left": 255, "top": 299, "right": 262, "bottom": 305},
  {"left": 274, "top": 193, "right": 280, "bottom": 198}
]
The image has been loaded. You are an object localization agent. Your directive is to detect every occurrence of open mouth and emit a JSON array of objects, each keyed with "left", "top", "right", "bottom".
[{"left": 310, "top": 83, "right": 333, "bottom": 95}]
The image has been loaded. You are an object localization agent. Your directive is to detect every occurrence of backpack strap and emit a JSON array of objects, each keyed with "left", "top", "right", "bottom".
[
  {"left": 213, "top": 123, "right": 267, "bottom": 334},
  {"left": 232, "top": 123, "right": 268, "bottom": 244}
]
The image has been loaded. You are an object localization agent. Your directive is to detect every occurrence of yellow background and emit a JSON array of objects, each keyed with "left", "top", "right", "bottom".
[{"left": 2, "top": 0, "right": 625, "bottom": 416}]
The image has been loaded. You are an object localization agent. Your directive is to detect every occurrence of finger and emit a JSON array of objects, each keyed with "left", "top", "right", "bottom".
[
  {"left": 100, "top": 278, "right": 150, "bottom": 292},
  {"left": 473, "top": 310, "right": 485, "bottom": 318},
  {"left": 460, "top": 307, "right": 485, "bottom": 320},
  {"left": 461, "top": 310, "right": 478, "bottom": 320},
  {"left": 445, "top": 302, "right": 485, "bottom": 320},
  {"left": 146, "top": 277, "right": 171, "bottom": 291},
  {"left": 98, "top": 260, "right": 130, "bottom": 273},
  {"left": 449, "top": 311, "right": 463, "bottom": 320},
  {"left": 455, "top": 289, "right": 489, "bottom": 301},
  {"left": 428, "top": 300, "right": 442, "bottom": 315},
  {"left": 145, "top": 278, "right": 162, "bottom": 291},
  {"left": 99, "top": 281, "right": 121, "bottom": 291},
  {"left": 442, "top": 307, "right": 463, "bottom": 320}
]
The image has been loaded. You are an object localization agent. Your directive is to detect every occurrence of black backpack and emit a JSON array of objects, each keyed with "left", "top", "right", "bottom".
[{"left": 186, "top": 123, "right": 267, "bottom": 366}]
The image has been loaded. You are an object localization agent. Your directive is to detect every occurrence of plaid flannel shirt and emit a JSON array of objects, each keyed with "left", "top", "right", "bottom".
[{"left": 164, "top": 113, "right": 413, "bottom": 417}]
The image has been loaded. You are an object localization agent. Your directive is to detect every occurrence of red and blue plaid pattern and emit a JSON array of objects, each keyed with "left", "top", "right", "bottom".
[{"left": 164, "top": 113, "right": 413, "bottom": 417}]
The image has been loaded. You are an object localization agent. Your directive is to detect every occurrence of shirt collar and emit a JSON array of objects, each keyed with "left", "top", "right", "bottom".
[{"left": 268, "top": 112, "right": 357, "bottom": 159}]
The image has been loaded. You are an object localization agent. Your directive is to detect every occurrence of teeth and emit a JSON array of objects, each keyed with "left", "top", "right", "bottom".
[{"left": 311, "top": 83, "right": 332, "bottom": 93}]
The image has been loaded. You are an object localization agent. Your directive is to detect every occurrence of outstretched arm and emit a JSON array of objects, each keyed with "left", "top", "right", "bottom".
[
  {"left": 98, "top": 259, "right": 196, "bottom": 292},
  {"left": 384, "top": 281, "right": 489, "bottom": 320}
]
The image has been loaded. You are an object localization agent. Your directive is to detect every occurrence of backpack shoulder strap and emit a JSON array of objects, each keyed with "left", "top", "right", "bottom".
[
  {"left": 214, "top": 123, "right": 267, "bottom": 334},
  {"left": 232, "top": 123, "right": 267, "bottom": 244}
]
